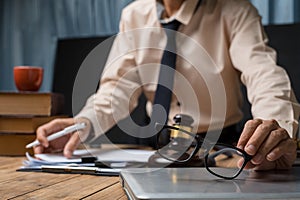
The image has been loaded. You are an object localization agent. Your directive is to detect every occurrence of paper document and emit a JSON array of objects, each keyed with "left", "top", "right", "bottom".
[
  {"left": 19, "top": 148, "right": 155, "bottom": 170},
  {"left": 35, "top": 148, "right": 155, "bottom": 163}
]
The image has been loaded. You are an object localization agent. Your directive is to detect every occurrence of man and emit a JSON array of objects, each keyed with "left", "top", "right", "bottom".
[{"left": 34, "top": 0, "right": 299, "bottom": 171}]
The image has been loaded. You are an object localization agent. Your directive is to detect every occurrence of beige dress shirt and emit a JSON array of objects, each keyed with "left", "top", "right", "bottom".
[{"left": 76, "top": 0, "right": 300, "bottom": 142}]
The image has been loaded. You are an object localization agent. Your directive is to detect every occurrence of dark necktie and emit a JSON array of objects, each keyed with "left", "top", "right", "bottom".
[
  {"left": 150, "top": 20, "right": 181, "bottom": 147},
  {"left": 153, "top": 20, "right": 181, "bottom": 123},
  {"left": 151, "top": 0, "right": 202, "bottom": 126}
]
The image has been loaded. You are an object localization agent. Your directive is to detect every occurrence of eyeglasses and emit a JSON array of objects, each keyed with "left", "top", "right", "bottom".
[{"left": 155, "top": 123, "right": 252, "bottom": 179}]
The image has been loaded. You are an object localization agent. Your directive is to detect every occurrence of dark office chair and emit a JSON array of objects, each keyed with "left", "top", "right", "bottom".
[
  {"left": 52, "top": 36, "right": 149, "bottom": 145},
  {"left": 265, "top": 23, "right": 300, "bottom": 101},
  {"left": 239, "top": 23, "right": 300, "bottom": 130},
  {"left": 53, "top": 36, "right": 110, "bottom": 116}
]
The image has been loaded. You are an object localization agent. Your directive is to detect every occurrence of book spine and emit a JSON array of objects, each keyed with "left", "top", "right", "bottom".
[{"left": 0, "top": 133, "right": 35, "bottom": 156}]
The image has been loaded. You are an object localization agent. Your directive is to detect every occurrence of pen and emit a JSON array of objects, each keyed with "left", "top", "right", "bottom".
[
  {"left": 41, "top": 165, "right": 121, "bottom": 176},
  {"left": 26, "top": 123, "right": 86, "bottom": 148}
]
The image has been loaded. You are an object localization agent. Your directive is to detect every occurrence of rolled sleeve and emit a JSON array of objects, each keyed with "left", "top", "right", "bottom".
[
  {"left": 229, "top": 2, "right": 300, "bottom": 137},
  {"left": 75, "top": 14, "right": 142, "bottom": 142}
]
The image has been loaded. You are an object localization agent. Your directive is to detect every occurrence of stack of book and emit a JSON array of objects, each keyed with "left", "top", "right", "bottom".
[{"left": 0, "top": 92, "right": 65, "bottom": 155}]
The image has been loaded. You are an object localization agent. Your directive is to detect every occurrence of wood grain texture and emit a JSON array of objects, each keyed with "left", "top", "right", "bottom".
[
  {"left": 0, "top": 157, "right": 128, "bottom": 200},
  {"left": 83, "top": 182, "right": 126, "bottom": 200}
]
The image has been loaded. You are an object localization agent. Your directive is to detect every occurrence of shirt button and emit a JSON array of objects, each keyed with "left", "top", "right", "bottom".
[{"left": 177, "top": 101, "right": 181, "bottom": 106}]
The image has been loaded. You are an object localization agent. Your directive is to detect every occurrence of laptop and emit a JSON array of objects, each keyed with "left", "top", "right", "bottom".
[{"left": 120, "top": 167, "right": 300, "bottom": 200}]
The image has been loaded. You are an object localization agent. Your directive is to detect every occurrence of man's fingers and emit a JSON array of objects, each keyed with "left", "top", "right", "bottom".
[
  {"left": 36, "top": 126, "right": 50, "bottom": 148},
  {"left": 266, "top": 138, "right": 297, "bottom": 162},
  {"left": 244, "top": 119, "right": 278, "bottom": 156},
  {"left": 36, "top": 118, "right": 75, "bottom": 148},
  {"left": 33, "top": 117, "right": 91, "bottom": 157},
  {"left": 237, "top": 157, "right": 255, "bottom": 169},
  {"left": 237, "top": 119, "right": 262, "bottom": 149},
  {"left": 63, "top": 132, "right": 82, "bottom": 158},
  {"left": 34, "top": 145, "right": 44, "bottom": 154},
  {"left": 252, "top": 138, "right": 296, "bottom": 171},
  {"left": 238, "top": 118, "right": 297, "bottom": 170},
  {"left": 251, "top": 128, "right": 289, "bottom": 164}
]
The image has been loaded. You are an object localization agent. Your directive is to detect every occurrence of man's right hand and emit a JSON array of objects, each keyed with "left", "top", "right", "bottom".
[{"left": 33, "top": 117, "right": 91, "bottom": 158}]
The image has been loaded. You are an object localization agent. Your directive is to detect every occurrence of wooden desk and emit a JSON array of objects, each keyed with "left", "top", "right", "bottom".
[{"left": 0, "top": 156, "right": 127, "bottom": 199}]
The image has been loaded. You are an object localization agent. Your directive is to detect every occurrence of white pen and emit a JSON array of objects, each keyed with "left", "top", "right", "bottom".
[{"left": 26, "top": 123, "right": 86, "bottom": 149}]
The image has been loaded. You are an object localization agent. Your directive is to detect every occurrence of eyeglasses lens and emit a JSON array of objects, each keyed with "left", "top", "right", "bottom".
[
  {"left": 158, "top": 127, "right": 197, "bottom": 162},
  {"left": 207, "top": 144, "right": 245, "bottom": 178}
]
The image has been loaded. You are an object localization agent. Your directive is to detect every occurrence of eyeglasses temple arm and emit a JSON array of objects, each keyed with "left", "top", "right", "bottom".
[{"left": 208, "top": 148, "right": 234, "bottom": 159}]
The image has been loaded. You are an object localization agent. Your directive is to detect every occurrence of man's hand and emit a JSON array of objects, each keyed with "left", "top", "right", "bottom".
[
  {"left": 237, "top": 119, "right": 297, "bottom": 170},
  {"left": 34, "top": 117, "right": 91, "bottom": 158}
]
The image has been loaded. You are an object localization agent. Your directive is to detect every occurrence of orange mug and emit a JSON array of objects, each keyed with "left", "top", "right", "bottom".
[{"left": 14, "top": 66, "right": 43, "bottom": 92}]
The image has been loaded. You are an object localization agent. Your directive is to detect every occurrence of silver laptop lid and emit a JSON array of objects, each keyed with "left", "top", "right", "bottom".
[{"left": 120, "top": 167, "right": 300, "bottom": 200}]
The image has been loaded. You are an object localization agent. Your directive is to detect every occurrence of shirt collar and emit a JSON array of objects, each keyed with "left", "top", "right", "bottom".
[{"left": 156, "top": 0, "right": 200, "bottom": 25}]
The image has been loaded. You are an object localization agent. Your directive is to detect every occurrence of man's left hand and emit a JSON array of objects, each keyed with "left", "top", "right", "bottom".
[{"left": 237, "top": 119, "right": 297, "bottom": 170}]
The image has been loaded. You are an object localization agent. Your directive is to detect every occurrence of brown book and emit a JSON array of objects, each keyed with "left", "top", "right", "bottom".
[
  {"left": 0, "top": 92, "right": 64, "bottom": 116},
  {"left": 0, "top": 115, "right": 67, "bottom": 133},
  {"left": 0, "top": 133, "right": 35, "bottom": 156}
]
